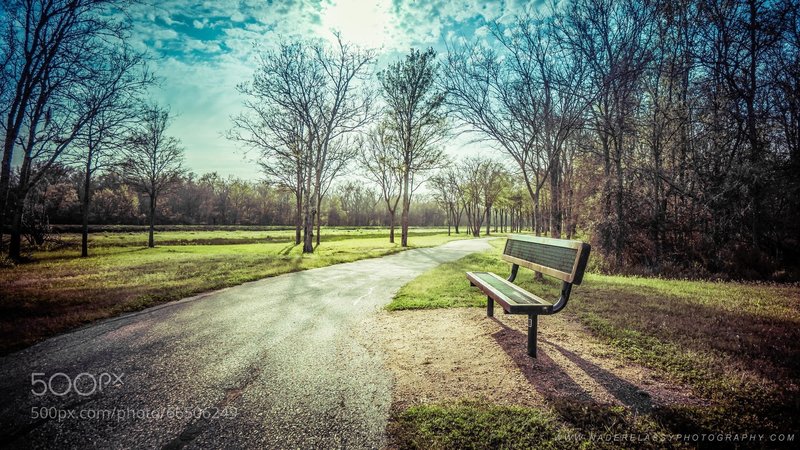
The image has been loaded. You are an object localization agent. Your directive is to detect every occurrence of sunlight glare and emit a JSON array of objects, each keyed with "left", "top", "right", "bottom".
[{"left": 320, "top": 0, "right": 395, "bottom": 49}]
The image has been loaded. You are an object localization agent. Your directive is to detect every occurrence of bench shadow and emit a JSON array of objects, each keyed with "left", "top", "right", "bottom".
[
  {"left": 542, "top": 338, "right": 654, "bottom": 414},
  {"left": 489, "top": 317, "right": 592, "bottom": 404},
  {"left": 488, "top": 316, "right": 653, "bottom": 415}
]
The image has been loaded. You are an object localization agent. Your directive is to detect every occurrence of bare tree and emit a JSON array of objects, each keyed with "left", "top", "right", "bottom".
[
  {"left": 450, "top": 157, "right": 508, "bottom": 237},
  {"left": 121, "top": 105, "right": 185, "bottom": 248},
  {"left": 379, "top": 48, "right": 448, "bottom": 247},
  {"left": 560, "top": 0, "right": 656, "bottom": 267},
  {"left": 231, "top": 35, "right": 374, "bottom": 253},
  {"left": 68, "top": 49, "right": 152, "bottom": 257},
  {"left": 442, "top": 37, "right": 547, "bottom": 234},
  {"left": 360, "top": 121, "right": 402, "bottom": 242}
]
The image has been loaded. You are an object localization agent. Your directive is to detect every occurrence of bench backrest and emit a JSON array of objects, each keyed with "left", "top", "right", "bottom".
[{"left": 502, "top": 235, "right": 591, "bottom": 285}]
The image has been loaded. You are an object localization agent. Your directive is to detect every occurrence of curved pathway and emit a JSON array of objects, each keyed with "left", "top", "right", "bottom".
[{"left": 0, "top": 238, "right": 491, "bottom": 449}]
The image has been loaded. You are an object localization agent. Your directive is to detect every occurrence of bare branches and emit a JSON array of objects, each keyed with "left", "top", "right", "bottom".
[
  {"left": 379, "top": 47, "right": 448, "bottom": 246},
  {"left": 121, "top": 105, "right": 184, "bottom": 247},
  {"left": 229, "top": 35, "right": 375, "bottom": 252},
  {"left": 1, "top": 0, "right": 142, "bottom": 259}
]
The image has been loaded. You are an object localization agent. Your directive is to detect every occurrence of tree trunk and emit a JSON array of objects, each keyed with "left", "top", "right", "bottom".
[
  {"left": 550, "top": 158, "right": 562, "bottom": 238},
  {"left": 148, "top": 194, "right": 156, "bottom": 248},
  {"left": 302, "top": 177, "right": 314, "bottom": 253},
  {"left": 614, "top": 135, "right": 624, "bottom": 269},
  {"left": 81, "top": 163, "right": 92, "bottom": 257},
  {"left": 294, "top": 193, "right": 302, "bottom": 245},
  {"left": 401, "top": 167, "right": 410, "bottom": 247},
  {"left": 746, "top": 0, "right": 761, "bottom": 247},
  {"left": 0, "top": 131, "right": 15, "bottom": 252},
  {"left": 486, "top": 205, "right": 491, "bottom": 236},
  {"left": 315, "top": 194, "right": 322, "bottom": 247},
  {"left": 303, "top": 208, "right": 314, "bottom": 253},
  {"left": 8, "top": 198, "right": 23, "bottom": 260},
  {"left": 8, "top": 160, "right": 31, "bottom": 260},
  {"left": 389, "top": 210, "right": 396, "bottom": 243}
]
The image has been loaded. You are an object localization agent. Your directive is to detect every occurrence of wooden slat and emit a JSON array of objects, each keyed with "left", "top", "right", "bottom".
[
  {"left": 502, "top": 235, "right": 591, "bottom": 285},
  {"left": 505, "top": 234, "right": 584, "bottom": 250},
  {"left": 502, "top": 254, "right": 574, "bottom": 282},
  {"left": 466, "top": 271, "right": 553, "bottom": 314}
]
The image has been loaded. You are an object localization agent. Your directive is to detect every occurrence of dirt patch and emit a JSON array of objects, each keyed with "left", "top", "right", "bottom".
[{"left": 365, "top": 307, "right": 708, "bottom": 413}]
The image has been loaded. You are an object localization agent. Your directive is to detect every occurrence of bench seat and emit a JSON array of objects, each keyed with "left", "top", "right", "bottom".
[{"left": 466, "top": 271, "right": 553, "bottom": 314}]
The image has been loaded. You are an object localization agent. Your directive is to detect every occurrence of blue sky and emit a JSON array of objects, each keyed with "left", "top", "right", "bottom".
[{"left": 128, "top": 0, "right": 538, "bottom": 180}]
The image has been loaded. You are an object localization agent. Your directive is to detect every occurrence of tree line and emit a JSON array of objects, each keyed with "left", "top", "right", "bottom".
[{"left": 22, "top": 166, "right": 448, "bottom": 231}]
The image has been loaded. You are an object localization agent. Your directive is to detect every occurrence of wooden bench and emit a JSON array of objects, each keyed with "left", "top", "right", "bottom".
[{"left": 466, "top": 235, "right": 591, "bottom": 358}]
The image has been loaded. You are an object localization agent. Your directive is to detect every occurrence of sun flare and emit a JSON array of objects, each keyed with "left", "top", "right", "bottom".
[{"left": 320, "top": 0, "right": 396, "bottom": 49}]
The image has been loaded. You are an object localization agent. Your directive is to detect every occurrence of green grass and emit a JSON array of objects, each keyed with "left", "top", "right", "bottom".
[
  {"left": 49, "top": 226, "right": 451, "bottom": 249},
  {"left": 387, "top": 242, "right": 800, "bottom": 447},
  {"left": 389, "top": 252, "right": 509, "bottom": 310},
  {"left": 0, "top": 227, "right": 464, "bottom": 354},
  {"left": 390, "top": 400, "right": 684, "bottom": 450},
  {"left": 390, "top": 401, "right": 564, "bottom": 450}
]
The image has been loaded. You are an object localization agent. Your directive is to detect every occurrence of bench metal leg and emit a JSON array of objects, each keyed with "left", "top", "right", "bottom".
[
  {"left": 487, "top": 296, "right": 494, "bottom": 317},
  {"left": 527, "top": 314, "right": 538, "bottom": 358}
]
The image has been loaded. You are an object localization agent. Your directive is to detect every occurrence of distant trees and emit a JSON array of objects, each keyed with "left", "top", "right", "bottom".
[
  {"left": 230, "top": 35, "right": 375, "bottom": 253},
  {"left": 121, "top": 106, "right": 185, "bottom": 248},
  {"left": 431, "top": 157, "right": 508, "bottom": 237},
  {"left": 429, "top": 170, "right": 461, "bottom": 236},
  {"left": 379, "top": 48, "right": 448, "bottom": 247}
]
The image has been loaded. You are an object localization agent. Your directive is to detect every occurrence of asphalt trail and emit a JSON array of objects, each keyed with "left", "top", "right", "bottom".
[{"left": 0, "top": 238, "right": 491, "bottom": 449}]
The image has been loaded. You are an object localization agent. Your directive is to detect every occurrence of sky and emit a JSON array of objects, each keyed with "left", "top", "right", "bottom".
[{"left": 125, "top": 0, "right": 539, "bottom": 181}]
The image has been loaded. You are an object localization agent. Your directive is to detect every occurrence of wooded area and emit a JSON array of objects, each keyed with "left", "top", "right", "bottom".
[{"left": 1, "top": 0, "right": 798, "bottom": 279}]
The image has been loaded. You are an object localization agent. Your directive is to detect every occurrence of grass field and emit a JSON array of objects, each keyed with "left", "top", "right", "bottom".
[
  {"left": 0, "top": 227, "right": 463, "bottom": 354},
  {"left": 387, "top": 241, "right": 800, "bottom": 448}
]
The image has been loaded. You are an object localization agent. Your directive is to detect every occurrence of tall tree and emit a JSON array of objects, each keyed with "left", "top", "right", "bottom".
[
  {"left": 121, "top": 105, "right": 185, "bottom": 248},
  {"left": 69, "top": 48, "right": 152, "bottom": 257},
  {"left": 360, "top": 121, "right": 402, "bottom": 242},
  {"left": 561, "top": 0, "right": 656, "bottom": 267},
  {"left": 231, "top": 35, "right": 374, "bottom": 253},
  {"left": 379, "top": 48, "right": 448, "bottom": 247},
  {"left": 442, "top": 33, "right": 548, "bottom": 234}
]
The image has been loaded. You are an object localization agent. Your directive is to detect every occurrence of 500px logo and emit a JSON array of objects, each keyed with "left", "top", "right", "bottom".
[{"left": 31, "top": 372, "right": 124, "bottom": 397}]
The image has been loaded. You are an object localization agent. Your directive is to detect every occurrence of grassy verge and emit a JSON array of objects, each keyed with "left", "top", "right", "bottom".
[
  {"left": 387, "top": 243, "right": 800, "bottom": 447},
  {"left": 389, "top": 401, "right": 564, "bottom": 450},
  {"left": 0, "top": 228, "right": 464, "bottom": 354},
  {"left": 389, "top": 400, "right": 687, "bottom": 450}
]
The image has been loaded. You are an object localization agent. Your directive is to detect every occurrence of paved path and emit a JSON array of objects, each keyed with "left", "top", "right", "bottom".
[{"left": 0, "top": 238, "right": 491, "bottom": 449}]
